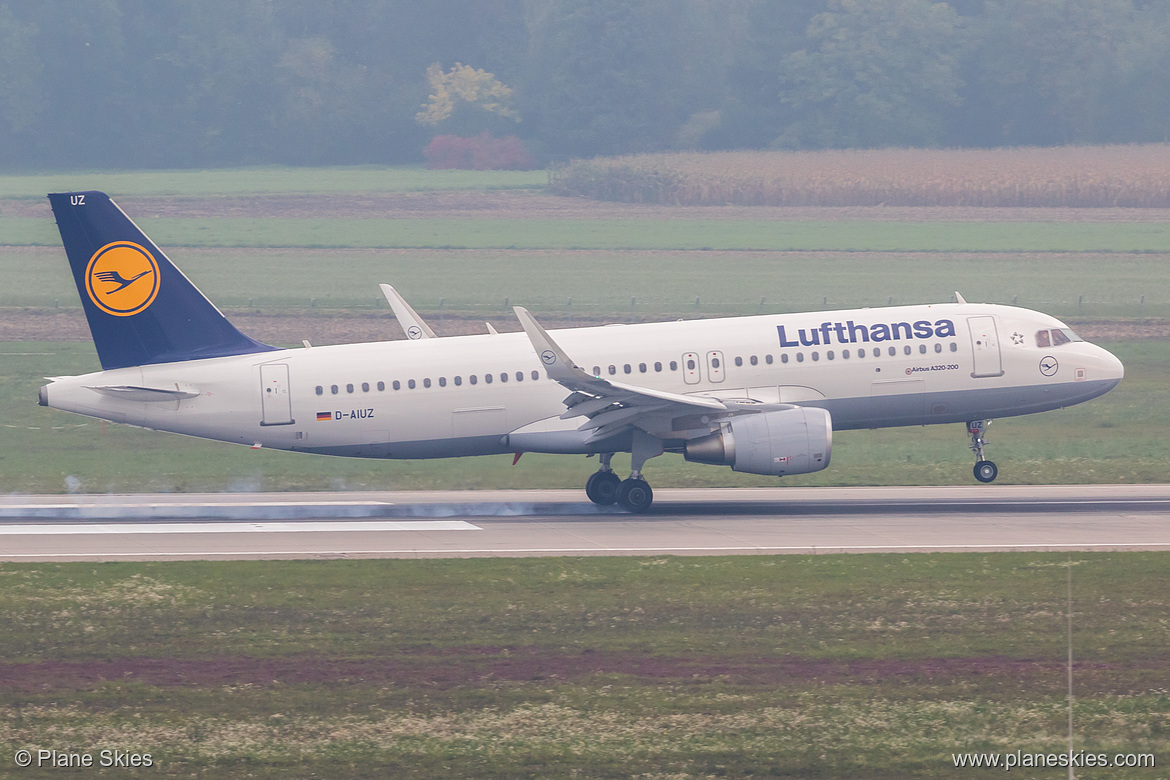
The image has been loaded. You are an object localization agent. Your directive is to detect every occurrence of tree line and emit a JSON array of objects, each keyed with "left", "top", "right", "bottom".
[{"left": 3, "top": 0, "right": 1169, "bottom": 170}]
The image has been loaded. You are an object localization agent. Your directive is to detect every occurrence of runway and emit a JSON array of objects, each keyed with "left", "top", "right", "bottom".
[{"left": 2, "top": 485, "right": 1168, "bottom": 561}]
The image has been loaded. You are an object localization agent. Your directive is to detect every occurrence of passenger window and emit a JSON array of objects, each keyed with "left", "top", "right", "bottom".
[
  {"left": 934, "top": 343, "right": 942, "bottom": 353},
  {"left": 765, "top": 354, "right": 773, "bottom": 365},
  {"left": 796, "top": 353, "right": 804, "bottom": 363},
  {"left": 393, "top": 380, "right": 401, "bottom": 390},
  {"left": 710, "top": 357, "right": 720, "bottom": 369},
  {"left": 639, "top": 363, "right": 647, "bottom": 373},
  {"left": 315, "top": 385, "right": 323, "bottom": 396},
  {"left": 362, "top": 382, "right": 370, "bottom": 392},
  {"left": 608, "top": 365, "right": 616, "bottom": 375},
  {"left": 827, "top": 350, "right": 834, "bottom": 360},
  {"left": 408, "top": 379, "right": 416, "bottom": 389},
  {"left": 654, "top": 362, "right": 663, "bottom": 372},
  {"left": 950, "top": 342, "right": 958, "bottom": 352},
  {"left": 531, "top": 370, "right": 539, "bottom": 380},
  {"left": 781, "top": 353, "right": 789, "bottom": 364},
  {"left": 377, "top": 381, "right": 385, "bottom": 391},
  {"left": 623, "top": 364, "right": 632, "bottom": 374},
  {"left": 593, "top": 366, "right": 601, "bottom": 376},
  {"left": 750, "top": 355, "right": 758, "bottom": 366},
  {"left": 454, "top": 376, "right": 462, "bottom": 386},
  {"left": 919, "top": 344, "right": 927, "bottom": 354},
  {"left": 485, "top": 374, "right": 493, "bottom": 384},
  {"left": 812, "top": 352, "right": 819, "bottom": 361},
  {"left": 842, "top": 349, "right": 850, "bottom": 359},
  {"left": 1036, "top": 330, "right": 1051, "bottom": 347},
  {"left": 439, "top": 377, "right": 447, "bottom": 387},
  {"left": 423, "top": 378, "right": 431, "bottom": 388},
  {"left": 903, "top": 346, "right": 911, "bottom": 355},
  {"left": 888, "top": 347, "right": 896, "bottom": 356},
  {"left": 500, "top": 373, "right": 507, "bottom": 383},
  {"left": 470, "top": 375, "right": 477, "bottom": 385},
  {"left": 858, "top": 348, "right": 865, "bottom": 358},
  {"left": 670, "top": 361, "right": 678, "bottom": 371},
  {"left": 686, "top": 358, "right": 696, "bottom": 370},
  {"left": 735, "top": 356, "right": 743, "bottom": 367},
  {"left": 346, "top": 383, "right": 354, "bottom": 393},
  {"left": 516, "top": 371, "right": 524, "bottom": 381},
  {"left": 331, "top": 385, "right": 339, "bottom": 395}
]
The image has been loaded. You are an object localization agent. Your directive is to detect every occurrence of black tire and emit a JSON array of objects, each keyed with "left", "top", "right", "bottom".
[
  {"left": 585, "top": 470, "right": 621, "bottom": 505},
  {"left": 616, "top": 478, "right": 654, "bottom": 513},
  {"left": 974, "top": 460, "right": 998, "bottom": 483}
]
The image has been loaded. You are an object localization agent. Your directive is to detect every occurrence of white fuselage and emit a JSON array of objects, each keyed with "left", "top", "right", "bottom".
[{"left": 42, "top": 302, "right": 1123, "bottom": 460}]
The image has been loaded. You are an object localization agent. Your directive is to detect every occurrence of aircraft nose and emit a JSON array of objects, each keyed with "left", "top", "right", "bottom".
[{"left": 1097, "top": 345, "right": 1124, "bottom": 383}]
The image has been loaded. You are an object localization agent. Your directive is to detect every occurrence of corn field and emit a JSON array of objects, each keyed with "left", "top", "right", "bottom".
[{"left": 549, "top": 145, "right": 1170, "bottom": 207}]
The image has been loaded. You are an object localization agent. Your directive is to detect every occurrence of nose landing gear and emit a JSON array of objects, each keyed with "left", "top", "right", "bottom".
[{"left": 968, "top": 420, "right": 998, "bottom": 483}]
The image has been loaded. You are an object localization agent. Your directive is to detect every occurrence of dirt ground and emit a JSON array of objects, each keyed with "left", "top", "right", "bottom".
[
  {"left": 0, "top": 649, "right": 1153, "bottom": 692},
  {"left": 9, "top": 189, "right": 1170, "bottom": 222},
  {"left": 1, "top": 307, "right": 1162, "bottom": 346}
]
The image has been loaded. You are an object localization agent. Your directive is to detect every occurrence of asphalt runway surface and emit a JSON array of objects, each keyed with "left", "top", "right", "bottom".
[{"left": 2, "top": 485, "right": 1168, "bottom": 561}]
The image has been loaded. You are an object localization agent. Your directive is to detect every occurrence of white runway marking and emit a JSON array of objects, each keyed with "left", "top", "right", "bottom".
[
  {"left": 0, "top": 520, "right": 480, "bottom": 535},
  {"left": 2, "top": 542, "right": 1167, "bottom": 559},
  {"left": 0, "top": 501, "right": 391, "bottom": 511}
]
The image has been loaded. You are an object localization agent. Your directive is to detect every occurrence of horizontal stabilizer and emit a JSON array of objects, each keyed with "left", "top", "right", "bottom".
[{"left": 85, "top": 385, "right": 201, "bottom": 402}]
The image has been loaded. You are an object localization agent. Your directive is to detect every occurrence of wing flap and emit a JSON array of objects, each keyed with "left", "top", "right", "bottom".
[{"left": 513, "top": 306, "right": 730, "bottom": 441}]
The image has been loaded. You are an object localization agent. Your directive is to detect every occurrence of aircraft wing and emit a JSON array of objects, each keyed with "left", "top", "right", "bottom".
[{"left": 514, "top": 307, "right": 780, "bottom": 444}]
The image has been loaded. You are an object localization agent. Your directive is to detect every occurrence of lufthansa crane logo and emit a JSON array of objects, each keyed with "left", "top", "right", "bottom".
[{"left": 84, "top": 241, "right": 160, "bottom": 317}]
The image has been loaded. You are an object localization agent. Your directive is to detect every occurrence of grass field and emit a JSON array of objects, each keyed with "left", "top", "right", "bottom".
[
  {"left": 2, "top": 554, "right": 1166, "bottom": 778},
  {"left": 7, "top": 215, "right": 1170, "bottom": 252},
  {"left": 2, "top": 246, "right": 1166, "bottom": 318}
]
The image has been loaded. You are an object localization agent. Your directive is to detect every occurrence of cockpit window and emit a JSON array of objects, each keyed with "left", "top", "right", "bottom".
[{"left": 1036, "top": 328, "right": 1083, "bottom": 347}]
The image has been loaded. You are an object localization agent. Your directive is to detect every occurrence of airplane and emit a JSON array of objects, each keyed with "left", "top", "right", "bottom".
[{"left": 39, "top": 191, "right": 1124, "bottom": 512}]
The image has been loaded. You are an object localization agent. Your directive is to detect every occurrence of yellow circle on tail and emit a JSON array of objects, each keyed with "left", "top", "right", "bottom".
[{"left": 85, "top": 242, "right": 160, "bottom": 317}]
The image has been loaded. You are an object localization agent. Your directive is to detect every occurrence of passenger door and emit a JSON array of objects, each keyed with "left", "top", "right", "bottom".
[
  {"left": 968, "top": 316, "right": 1004, "bottom": 378},
  {"left": 260, "top": 363, "right": 294, "bottom": 426}
]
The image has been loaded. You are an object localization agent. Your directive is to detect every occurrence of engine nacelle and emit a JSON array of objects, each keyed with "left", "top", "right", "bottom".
[{"left": 683, "top": 407, "right": 832, "bottom": 476}]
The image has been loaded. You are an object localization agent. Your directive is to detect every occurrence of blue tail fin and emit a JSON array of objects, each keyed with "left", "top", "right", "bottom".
[{"left": 48, "top": 191, "right": 276, "bottom": 370}]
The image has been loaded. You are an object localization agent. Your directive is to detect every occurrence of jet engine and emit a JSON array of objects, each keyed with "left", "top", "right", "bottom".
[{"left": 683, "top": 407, "right": 832, "bottom": 476}]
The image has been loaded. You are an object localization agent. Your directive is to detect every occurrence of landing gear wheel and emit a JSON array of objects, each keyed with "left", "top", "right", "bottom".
[
  {"left": 974, "top": 460, "right": 998, "bottom": 483},
  {"left": 585, "top": 470, "right": 621, "bottom": 505},
  {"left": 616, "top": 478, "right": 654, "bottom": 513}
]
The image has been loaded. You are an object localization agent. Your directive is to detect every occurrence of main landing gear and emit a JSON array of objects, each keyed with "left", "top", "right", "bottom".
[
  {"left": 585, "top": 452, "right": 656, "bottom": 513},
  {"left": 968, "top": 420, "right": 998, "bottom": 483},
  {"left": 585, "top": 431, "right": 662, "bottom": 513}
]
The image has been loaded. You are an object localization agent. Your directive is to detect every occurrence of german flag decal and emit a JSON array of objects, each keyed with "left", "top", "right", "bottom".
[{"left": 316, "top": 411, "right": 333, "bottom": 422}]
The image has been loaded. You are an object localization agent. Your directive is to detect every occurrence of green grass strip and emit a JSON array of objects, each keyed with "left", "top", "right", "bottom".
[{"left": 7, "top": 216, "right": 1170, "bottom": 252}]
